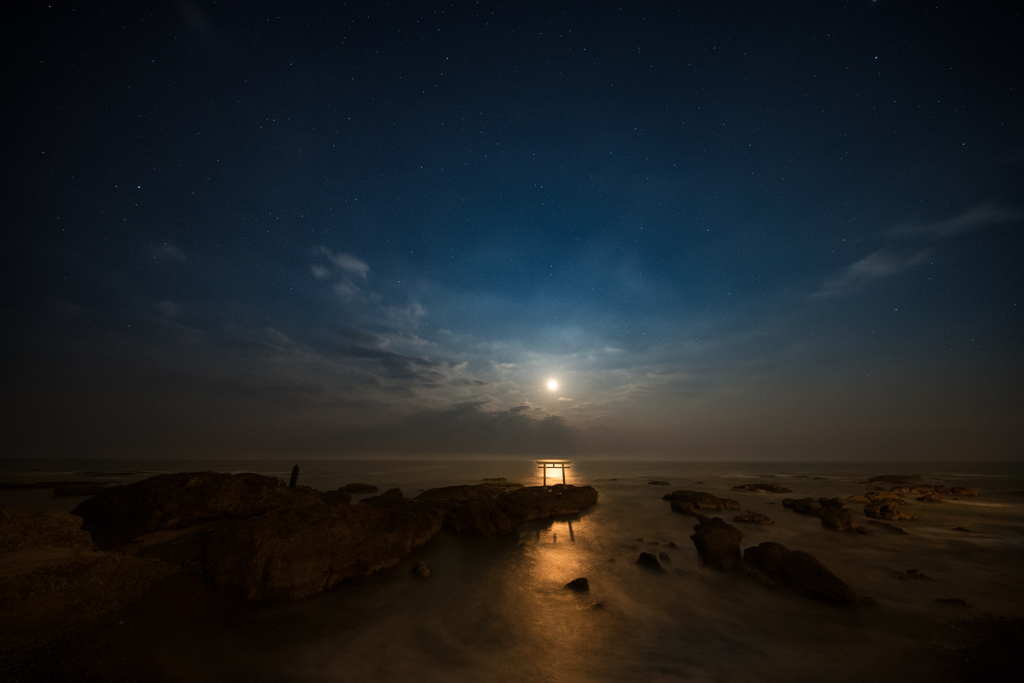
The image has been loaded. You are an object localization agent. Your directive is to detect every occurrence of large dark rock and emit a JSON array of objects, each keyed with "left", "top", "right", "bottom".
[
  {"left": 636, "top": 552, "right": 665, "bottom": 571},
  {"left": 410, "top": 483, "right": 598, "bottom": 535},
  {"left": 732, "top": 483, "right": 793, "bottom": 493},
  {"left": 864, "top": 500, "right": 917, "bottom": 520},
  {"left": 782, "top": 497, "right": 822, "bottom": 515},
  {"left": 664, "top": 490, "right": 740, "bottom": 510},
  {"left": 690, "top": 517, "right": 744, "bottom": 570},
  {"left": 743, "top": 541, "right": 856, "bottom": 604},
  {"left": 817, "top": 498, "right": 861, "bottom": 532},
  {"left": 141, "top": 502, "right": 445, "bottom": 601},
  {"left": 71, "top": 472, "right": 325, "bottom": 549}
]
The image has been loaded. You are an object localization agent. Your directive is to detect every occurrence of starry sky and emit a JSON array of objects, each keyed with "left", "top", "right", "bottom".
[{"left": 4, "top": 1, "right": 1023, "bottom": 460}]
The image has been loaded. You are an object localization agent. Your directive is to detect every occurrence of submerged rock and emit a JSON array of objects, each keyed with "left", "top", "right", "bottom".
[
  {"left": 412, "top": 561, "right": 431, "bottom": 579},
  {"left": 690, "top": 517, "right": 744, "bottom": 570},
  {"left": 664, "top": 490, "right": 740, "bottom": 510},
  {"left": 898, "top": 568, "right": 933, "bottom": 581},
  {"left": 867, "top": 520, "right": 908, "bottom": 534},
  {"left": 864, "top": 500, "right": 917, "bottom": 521},
  {"left": 636, "top": 552, "right": 665, "bottom": 571},
  {"left": 732, "top": 484, "right": 793, "bottom": 493},
  {"left": 951, "top": 486, "right": 978, "bottom": 497},
  {"left": 735, "top": 510, "right": 774, "bottom": 525},
  {"left": 565, "top": 577, "right": 589, "bottom": 591}
]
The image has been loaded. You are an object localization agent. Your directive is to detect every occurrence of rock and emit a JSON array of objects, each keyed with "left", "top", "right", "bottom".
[
  {"left": 743, "top": 542, "right": 856, "bottom": 604},
  {"left": 917, "top": 491, "right": 945, "bottom": 503},
  {"left": 412, "top": 561, "right": 431, "bottom": 579},
  {"left": 648, "top": 480, "right": 671, "bottom": 485},
  {"left": 406, "top": 483, "right": 597, "bottom": 536},
  {"left": 670, "top": 500, "right": 696, "bottom": 515},
  {"left": 565, "top": 577, "right": 589, "bottom": 591},
  {"left": 735, "top": 510, "right": 774, "bottom": 525},
  {"left": 71, "top": 472, "right": 326, "bottom": 550},
  {"left": 664, "top": 490, "right": 740, "bottom": 510},
  {"left": 592, "top": 603, "right": 605, "bottom": 609},
  {"left": 842, "top": 495, "right": 870, "bottom": 504},
  {"left": 743, "top": 542, "right": 792, "bottom": 576},
  {"left": 953, "top": 526, "right": 971, "bottom": 533},
  {"left": 865, "top": 491, "right": 905, "bottom": 502},
  {"left": 636, "top": 552, "right": 665, "bottom": 571},
  {"left": 320, "top": 489, "right": 353, "bottom": 506},
  {"left": 816, "top": 498, "right": 861, "bottom": 532},
  {"left": 481, "top": 477, "right": 506, "bottom": 482},
  {"left": 142, "top": 502, "right": 445, "bottom": 601},
  {"left": 659, "top": 551, "right": 671, "bottom": 561},
  {"left": 53, "top": 482, "right": 110, "bottom": 497},
  {"left": 690, "top": 517, "right": 744, "bottom": 571},
  {"left": 898, "top": 568, "right": 933, "bottom": 580},
  {"left": 867, "top": 520, "right": 908, "bottom": 534},
  {"left": 776, "top": 551, "right": 857, "bottom": 604},
  {"left": 732, "top": 484, "right": 793, "bottom": 493},
  {"left": 890, "top": 484, "right": 952, "bottom": 496},
  {"left": 937, "top": 598, "right": 968, "bottom": 606},
  {"left": 0, "top": 507, "right": 175, "bottom": 646},
  {"left": 950, "top": 486, "right": 978, "bottom": 497},
  {"left": 340, "top": 483, "right": 379, "bottom": 493},
  {"left": 666, "top": 541, "right": 678, "bottom": 548},
  {"left": 782, "top": 497, "right": 822, "bottom": 515},
  {"left": 864, "top": 500, "right": 917, "bottom": 521}
]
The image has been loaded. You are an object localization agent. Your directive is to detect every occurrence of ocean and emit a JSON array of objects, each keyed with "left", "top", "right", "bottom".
[{"left": 2, "top": 458, "right": 1023, "bottom": 682}]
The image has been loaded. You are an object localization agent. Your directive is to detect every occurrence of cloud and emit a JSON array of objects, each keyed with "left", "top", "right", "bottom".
[
  {"left": 310, "top": 265, "right": 331, "bottom": 279},
  {"left": 154, "top": 300, "right": 180, "bottom": 318},
  {"left": 315, "top": 247, "right": 369, "bottom": 278},
  {"left": 154, "top": 243, "right": 186, "bottom": 263},
  {"left": 890, "top": 202, "right": 1022, "bottom": 240},
  {"left": 814, "top": 248, "right": 930, "bottom": 297}
]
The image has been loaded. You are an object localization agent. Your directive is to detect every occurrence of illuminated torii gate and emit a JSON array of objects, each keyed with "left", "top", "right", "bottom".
[{"left": 536, "top": 459, "right": 572, "bottom": 486}]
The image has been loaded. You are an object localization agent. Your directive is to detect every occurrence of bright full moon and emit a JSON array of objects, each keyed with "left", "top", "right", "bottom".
[{"left": 547, "top": 380, "right": 558, "bottom": 391}]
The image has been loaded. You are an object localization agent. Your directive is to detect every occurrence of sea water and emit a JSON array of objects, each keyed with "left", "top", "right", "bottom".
[{"left": 2, "top": 459, "right": 1023, "bottom": 682}]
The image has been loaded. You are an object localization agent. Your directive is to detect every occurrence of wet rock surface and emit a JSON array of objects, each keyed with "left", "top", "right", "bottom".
[
  {"left": 864, "top": 500, "right": 917, "bottom": 521},
  {"left": 72, "top": 472, "right": 326, "bottom": 550},
  {"left": 636, "top": 551, "right": 665, "bottom": 571},
  {"left": 664, "top": 490, "right": 740, "bottom": 510},
  {"left": 783, "top": 497, "right": 866, "bottom": 532},
  {"left": 743, "top": 541, "right": 857, "bottom": 604},
  {"left": 734, "top": 510, "right": 773, "bottom": 525},
  {"left": 690, "top": 517, "right": 744, "bottom": 570},
  {"left": 565, "top": 577, "right": 589, "bottom": 591},
  {"left": 732, "top": 483, "right": 793, "bottom": 493}
]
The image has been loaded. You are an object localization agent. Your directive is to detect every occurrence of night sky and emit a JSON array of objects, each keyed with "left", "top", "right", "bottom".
[{"left": 4, "top": 2, "right": 1022, "bottom": 460}]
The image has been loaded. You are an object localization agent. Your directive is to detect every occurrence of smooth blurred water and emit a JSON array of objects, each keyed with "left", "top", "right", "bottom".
[{"left": 3, "top": 459, "right": 1023, "bottom": 682}]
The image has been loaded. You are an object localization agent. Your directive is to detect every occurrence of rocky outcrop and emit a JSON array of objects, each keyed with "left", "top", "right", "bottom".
[
  {"left": 864, "top": 500, "right": 917, "bottom": 521},
  {"left": 406, "top": 483, "right": 598, "bottom": 535},
  {"left": 71, "top": 472, "right": 326, "bottom": 549},
  {"left": 0, "top": 507, "right": 175, "bottom": 646},
  {"left": 735, "top": 510, "right": 773, "bottom": 525},
  {"left": 339, "top": 483, "right": 379, "bottom": 493},
  {"left": 664, "top": 490, "right": 740, "bottom": 510},
  {"left": 743, "top": 541, "right": 857, "bottom": 604},
  {"left": 917, "top": 491, "right": 945, "bottom": 503},
  {"left": 141, "top": 502, "right": 445, "bottom": 601},
  {"left": 690, "top": 517, "right": 744, "bottom": 570},
  {"left": 782, "top": 497, "right": 822, "bottom": 515},
  {"left": 951, "top": 486, "right": 978, "bottom": 497},
  {"left": 732, "top": 484, "right": 793, "bottom": 493},
  {"left": 891, "top": 484, "right": 952, "bottom": 496}
]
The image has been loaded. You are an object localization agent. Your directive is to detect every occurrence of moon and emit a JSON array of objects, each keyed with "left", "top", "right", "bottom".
[{"left": 547, "top": 380, "right": 558, "bottom": 391}]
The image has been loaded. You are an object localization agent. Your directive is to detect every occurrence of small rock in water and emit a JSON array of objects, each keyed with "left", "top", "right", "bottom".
[
  {"left": 899, "top": 568, "right": 933, "bottom": 581},
  {"left": 565, "top": 577, "right": 589, "bottom": 591},
  {"left": 412, "top": 561, "right": 431, "bottom": 579},
  {"left": 592, "top": 603, "right": 605, "bottom": 609},
  {"left": 950, "top": 486, "right": 978, "bottom": 497},
  {"left": 916, "top": 491, "right": 945, "bottom": 503},
  {"left": 952, "top": 526, "right": 971, "bottom": 533},
  {"left": 867, "top": 520, "right": 908, "bottom": 534},
  {"left": 735, "top": 510, "right": 773, "bottom": 525},
  {"left": 936, "top": 598, "right": 968, "bottom": 606},
  {"left": 637, "top": 552, "right": 665, "bottom": 572},
  {"left": 648, "top": 480, "right": 671, "bottom": 485},
  {"left": 658, "top": 551, "right": 671, "bottom": 562},
  {"left": 666, "top": 541, "right": 678, "bottom": 548}
]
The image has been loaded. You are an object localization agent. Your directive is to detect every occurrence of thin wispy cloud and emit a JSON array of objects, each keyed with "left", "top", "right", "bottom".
[
  {"left": 315, "top": 247, "right": 369, "bottom": 278},
  {"left": 814, "top": 248, "right": 930, "bottom": 298},
  {"left": 890, "top": 202, "right": 1022, "bottom": 240},
  {"left": 154, "top": 243, "right": 187, "bottom": 263}
]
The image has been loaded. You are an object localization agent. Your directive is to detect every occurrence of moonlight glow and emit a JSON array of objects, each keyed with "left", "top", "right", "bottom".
[{"left": 547, "top": 380, "right": 558, "bottom": 391}]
